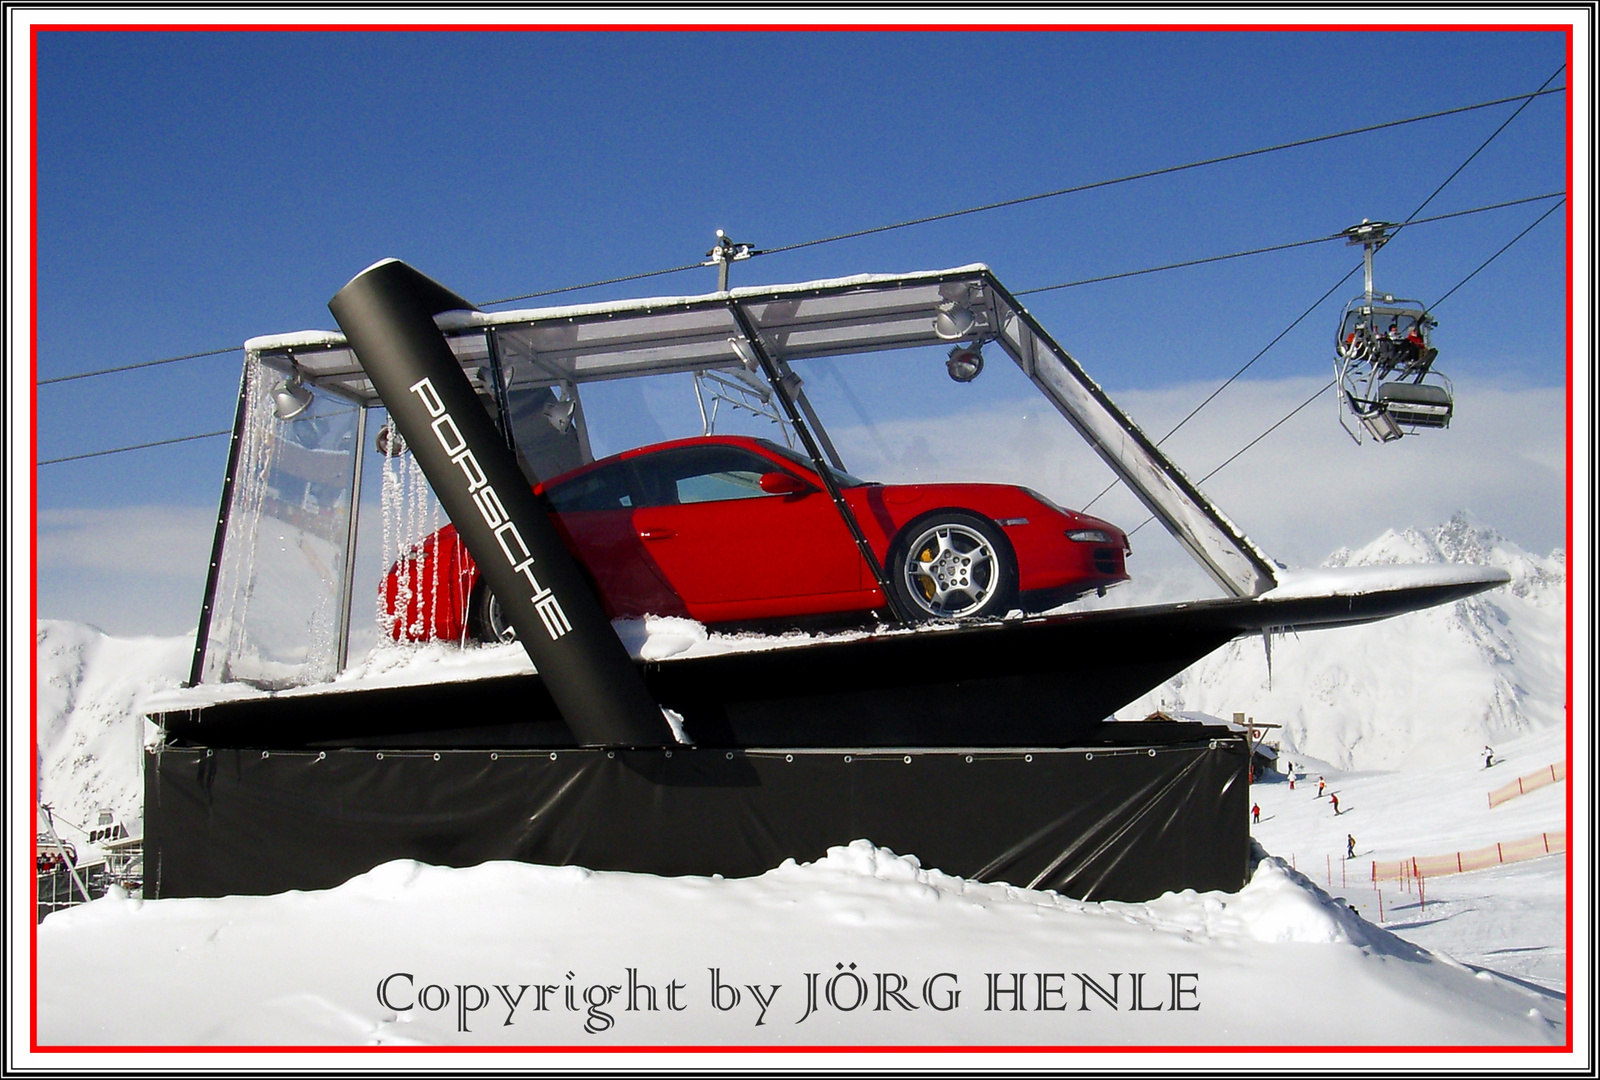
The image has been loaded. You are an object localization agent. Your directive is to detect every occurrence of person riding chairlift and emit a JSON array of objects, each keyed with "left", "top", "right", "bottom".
[
  {"left": 1373, "top": 320, "right": 1401, "bottom": 373},
  {"left": 1407, "top": 321, "right": 1439, "bottom": 374},
  {"left": 1384, "top": 319, "right": 1418, "bottom": 372}
]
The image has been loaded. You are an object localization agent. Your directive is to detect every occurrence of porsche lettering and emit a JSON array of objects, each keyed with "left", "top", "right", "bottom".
[{"left": 408, "top": 376, "right": 569, "bottom": 641}]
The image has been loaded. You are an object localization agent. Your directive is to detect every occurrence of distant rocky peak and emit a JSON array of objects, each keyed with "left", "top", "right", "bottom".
[{"left": 1322, "top": 512, "right": 1564, "bottom": 605}]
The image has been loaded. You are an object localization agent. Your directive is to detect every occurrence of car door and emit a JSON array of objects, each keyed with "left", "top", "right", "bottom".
[
  {"left": 628, "top": 443, "right": 864, "bottom": 619},
  {"left": 543, "top": 460, "right": 686, "bottom": 618}
]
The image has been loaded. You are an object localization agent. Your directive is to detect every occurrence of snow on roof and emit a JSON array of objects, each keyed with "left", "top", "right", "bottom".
[
  {"left": 1256, "top": 563, "right": 1510, "bottom": 601},
  {"left": 243, "top": 264, "right": 992, "bottom": 354},
  {"left": 242, "top": 328, "right": 348, "bottom": 354}
]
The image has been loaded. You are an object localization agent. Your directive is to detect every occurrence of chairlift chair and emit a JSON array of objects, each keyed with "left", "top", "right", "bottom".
[{"left": 1333, "top": 221, "right": 1454, "bottom": 444}]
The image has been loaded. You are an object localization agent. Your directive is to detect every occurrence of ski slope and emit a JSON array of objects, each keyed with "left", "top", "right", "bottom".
[{"left": 1249, "top": 722, "right": 1568, "bottom": 993}]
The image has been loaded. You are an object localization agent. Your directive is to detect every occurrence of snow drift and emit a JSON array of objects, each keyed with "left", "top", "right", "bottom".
[{"left": 37, "top": 841, "right": 1562, "bottom": 1046}]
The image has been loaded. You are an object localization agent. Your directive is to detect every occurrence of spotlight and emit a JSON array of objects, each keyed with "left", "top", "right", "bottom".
[
  {"left": 542, "top": 396, "right": 577, "bottom": 433},
  {"left": 272, "top": 374, "right": 314, "bottom": 420},
  {"left": 375, "top": 420, "right": 408, "bottom": 457},
  {"left": 932, "top": 301, "right": 975, "bottom": 341},
  {"left": 945, "top": 343, "right": 985, "bottom": 383}
]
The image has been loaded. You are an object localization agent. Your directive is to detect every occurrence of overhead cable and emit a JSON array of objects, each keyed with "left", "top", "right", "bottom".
[
  {"left": 754, "top": 86, "right": 1563, "bottom": 259},
  {"left": 36, "top": 428, "right": 232, "bottom": 467},
  {"left": 35, "top": 82, "right": 1565, "bottom": 473},
  {"left": 1126, "top": 380, "right": 1336, "bottom": 538},
  {"left": 36, "top": 346, "right": 242, "bottom": 387},
  {"left": 37, "top": 197, "right": 1564, "bottom": 471},
  {"left": 478, "top": 260, "right": 708, "bottom": 308},
  {"left": 1392, "top": 65, "right": 1565, "bottom": 230},
  {"left": 490, "top": 85, "right": 1563, "bottom": 304},
  {"left": 35, "top": 189, "right": 1560, "bottom": 395},
  {"left": 1018, "top": 191, "right": 1563, "bottom": 296},
  {"left": 1431, "top": 198, "right": 1565, "bottom": 309}
]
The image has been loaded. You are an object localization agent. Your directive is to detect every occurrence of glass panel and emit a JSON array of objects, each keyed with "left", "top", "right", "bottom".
[{"left": 199, "top": 354, "right": 359, "bottom": 688}]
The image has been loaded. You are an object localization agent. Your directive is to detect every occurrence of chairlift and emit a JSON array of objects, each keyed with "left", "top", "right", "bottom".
[{"left": 1334, "top": 221, "right": 1453, "bottom": 444}]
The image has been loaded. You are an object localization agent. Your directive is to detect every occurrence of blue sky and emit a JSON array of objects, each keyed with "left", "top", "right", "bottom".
[{"left": 28, "top": 24, "right": 1572, "bottom": 632}]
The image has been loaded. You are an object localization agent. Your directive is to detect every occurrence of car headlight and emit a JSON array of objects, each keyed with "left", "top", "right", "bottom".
[
  {"left": 1067, "top": 529, "right": 1113, "bottom": 544},
  {"left": 1021, "top": 487, "right": 1069, "bottom": 514}
]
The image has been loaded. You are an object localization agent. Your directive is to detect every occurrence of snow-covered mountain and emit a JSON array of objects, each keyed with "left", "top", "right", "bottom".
[
  {"left": 34, "top": 621, "right": 191, "bottom": 841},
  {"left": 1131, "top": 512, "right": 1567, "bottom": 770}
]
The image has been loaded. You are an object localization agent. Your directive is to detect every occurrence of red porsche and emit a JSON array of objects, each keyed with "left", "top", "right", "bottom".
[{"left": 382, "top": 435, "right": 1129, "bottom": 642}]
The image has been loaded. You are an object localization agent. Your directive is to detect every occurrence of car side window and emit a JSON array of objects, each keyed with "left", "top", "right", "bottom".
[
  {"left": 631, "top": 446, "right": 783, "bottom": 507},
  {"left": 545, "top": 462, "right": 635, "bottom": 512}
]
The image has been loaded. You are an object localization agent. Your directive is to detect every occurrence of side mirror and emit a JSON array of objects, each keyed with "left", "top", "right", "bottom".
[{"left": 759, "top": 471, "right": 810, "bottom": 495}]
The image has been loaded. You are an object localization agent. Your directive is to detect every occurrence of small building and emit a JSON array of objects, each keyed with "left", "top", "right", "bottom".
[{"left": 1142, "top": 709, "right": 1279, "bottom": 779}]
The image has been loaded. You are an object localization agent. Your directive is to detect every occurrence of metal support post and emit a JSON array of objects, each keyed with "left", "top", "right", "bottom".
[
  {"left": 188, "top": 365, "right": 253, "bottom": 686},
  {"left": 335, "top": 406, "right": 367, "bottom": 673},
  {"left": 726, "top": 301, "right": 911, "bottom": 624}
]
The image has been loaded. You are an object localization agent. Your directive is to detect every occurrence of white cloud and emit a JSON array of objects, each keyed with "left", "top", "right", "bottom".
[
  {"left": 37, "top": 505, "right": 215, "bottom": 577},
  {"left": 35, "top": 506, "right": 215, "bottom": 635},
  {"left": 826, "top": 373, "right": 1567, "bottom": 592}
]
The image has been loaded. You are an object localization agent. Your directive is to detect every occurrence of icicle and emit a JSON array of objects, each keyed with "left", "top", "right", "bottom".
[
  {"left": 406, "top": 453, "right": 427, "bottom": 639},
  {"left": 426, "top": 486, "right": 442, "bottom": 637},
  {"left": 218, "top": 358, "right": 279, "bottom": 680},
  {"left": 1262, "top": 628, "right": 1274, "bottom": 689},
  {"left": 377, "top": 431, "right": 405, "bottom": 642},
  {"left": 372, "top": 418, "right": 448, "bottom": 647}
]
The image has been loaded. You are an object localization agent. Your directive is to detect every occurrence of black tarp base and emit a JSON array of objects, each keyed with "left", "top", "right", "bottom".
[{"left": 146, "top": 736, "right": 1249, "bottom": 904}]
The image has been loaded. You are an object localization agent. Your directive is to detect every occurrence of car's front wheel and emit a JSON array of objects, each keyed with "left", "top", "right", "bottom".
[
  {"left": 468, "top": 584, "right": 518, "bottom": 645},
  {"left": 889, "top": 512, "right": 1016, "bottom": 621}
]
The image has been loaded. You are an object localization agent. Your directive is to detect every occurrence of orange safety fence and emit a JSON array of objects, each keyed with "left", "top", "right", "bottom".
[
  {"left": 1371, "top": 830, "right": 1566, "bottom": 883},
  {"left": 1488, "top": 761, "right": 1567, "bottom": 807}
]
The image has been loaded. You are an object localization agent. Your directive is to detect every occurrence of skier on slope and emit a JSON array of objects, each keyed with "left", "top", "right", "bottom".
[{"left": 1347, "top": 833, "right": 1356, "bottom": 859}]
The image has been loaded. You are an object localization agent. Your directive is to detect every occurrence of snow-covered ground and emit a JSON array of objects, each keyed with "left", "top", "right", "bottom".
[
  {"left": 36, "top": 841, "right": 1562, "bottom": 1048},
  {"left": 1250, "top": 722, "right": 1568, "bottom": 994},
  {"left": 27, "top": 516, "right": 1576, "bottom": 1051}
]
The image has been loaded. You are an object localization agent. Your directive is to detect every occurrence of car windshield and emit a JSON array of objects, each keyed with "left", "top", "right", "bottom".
[{"left": 757, "top": 439, "right": 871, "bottom": 487}]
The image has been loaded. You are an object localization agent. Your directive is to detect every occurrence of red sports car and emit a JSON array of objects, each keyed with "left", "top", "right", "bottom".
[{"left": 382, "top": 435, "right": 1129, "bottom": 642}]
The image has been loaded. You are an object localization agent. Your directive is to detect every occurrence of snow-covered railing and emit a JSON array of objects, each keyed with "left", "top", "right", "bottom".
[
  {"left": 1487, "top": 762, "right": 1567, "bottom": 808},
  {"left": 1371, "top": 830, "right": 1566, "bottom": 882}
]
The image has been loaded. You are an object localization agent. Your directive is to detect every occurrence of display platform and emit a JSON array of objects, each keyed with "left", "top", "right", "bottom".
[{"left": 154, "top": 570, "right": 1492, "bottom": 752}]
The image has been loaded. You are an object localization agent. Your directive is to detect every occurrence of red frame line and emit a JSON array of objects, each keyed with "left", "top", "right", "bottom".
[{"left": 21, "top": 16, "right": 1574, "bottom": 1062}]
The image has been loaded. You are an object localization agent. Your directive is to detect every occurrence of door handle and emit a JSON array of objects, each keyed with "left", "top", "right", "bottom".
[{"left": 638, "top": 528, "right": 676, "bottom": 541}]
